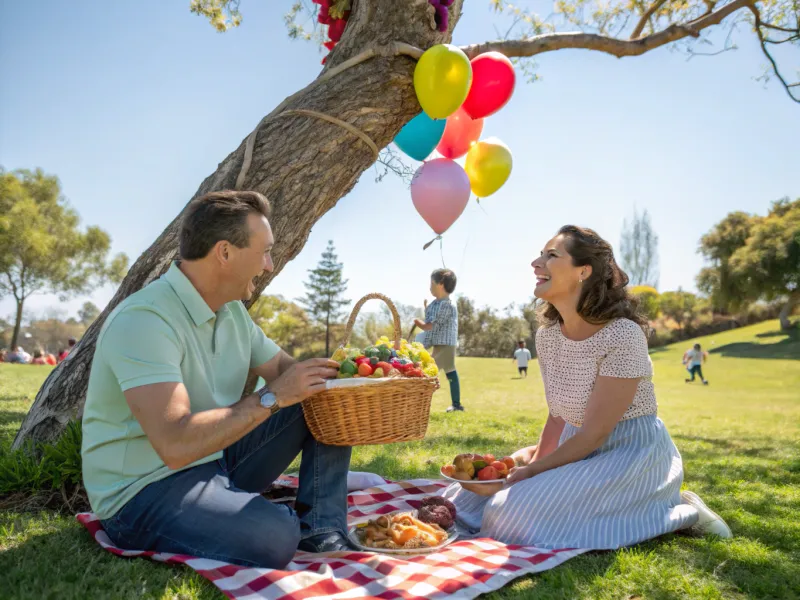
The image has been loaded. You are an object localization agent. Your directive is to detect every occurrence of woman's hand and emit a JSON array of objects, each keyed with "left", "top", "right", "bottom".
[
  {"left": 507, "top": 464, "right": 537, "bottom": 485},
  {"left": 510, "top": 445, "right": 538, "bottom": 466}
]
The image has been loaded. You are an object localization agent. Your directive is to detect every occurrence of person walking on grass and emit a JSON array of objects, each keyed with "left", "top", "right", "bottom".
[
  {"left": 683, "top": 343, "right": 709, "bottom": 385},
  {"left": 81, "top": 190, "right": 353, "bottom": 570},
  {"left": 443, "top": 225, "right": 731, "bottom": 550},
  {"left": 414, "top": 268, "right": 462, "bottom": 412},
  {"left": 513, "top": 340, "right": 532, "bottom": 378}
]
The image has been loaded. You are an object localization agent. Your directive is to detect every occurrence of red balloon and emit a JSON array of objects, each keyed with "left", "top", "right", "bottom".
[
  {"left": 461, "top": 52, "right": 516, "bottom": 119},
  {"left": 436, "top": 107, "right": 484, "bottom": 159}
]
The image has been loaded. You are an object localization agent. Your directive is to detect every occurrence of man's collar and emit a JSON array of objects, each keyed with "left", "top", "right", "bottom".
[{"left": 163, "top": 262, "right": 217, "bottom": 326}]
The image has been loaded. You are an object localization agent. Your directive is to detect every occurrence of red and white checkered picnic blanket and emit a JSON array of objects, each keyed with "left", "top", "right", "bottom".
[{"left": 77, "top": 478, "right": 586, "bottom": 599}]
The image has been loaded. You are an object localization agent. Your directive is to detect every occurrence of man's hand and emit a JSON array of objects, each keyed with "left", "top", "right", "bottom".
[{"left": 271, "top": 358, "right": 340, "bottom": 408}]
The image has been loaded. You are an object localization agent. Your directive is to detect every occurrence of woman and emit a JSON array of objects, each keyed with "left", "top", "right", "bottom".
[{"left": 443, "top": 225, "right": 731, "bottom": 549}]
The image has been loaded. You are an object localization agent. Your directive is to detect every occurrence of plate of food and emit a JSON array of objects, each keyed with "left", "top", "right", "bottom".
[
  {"left": 348, "top": 497, "right": 458, "bottom": 555},
  {"left": 440, "top": 453, "right": 517, "bottom": 484}
]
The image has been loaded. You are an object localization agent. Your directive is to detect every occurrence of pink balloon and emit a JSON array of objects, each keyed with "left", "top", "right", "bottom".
[
  {"left": 436, "top": 107, "right": 484, "bottom": 159},
  {"left": 411, "top": 158, "right": 471, "bottom": 235}
]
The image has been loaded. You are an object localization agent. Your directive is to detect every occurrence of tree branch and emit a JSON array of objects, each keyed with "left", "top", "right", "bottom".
[
  {"left": 461, "top": 0, "right": 753, "bottom": 59},
  {"left": 631, "top": 0, "right": 669, "bottom": 39},
  {"left": 749, "top": 5, "right": 800, "bottom": 103}
]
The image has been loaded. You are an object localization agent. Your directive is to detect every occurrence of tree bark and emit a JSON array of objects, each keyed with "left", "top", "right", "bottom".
[
  {"left": 12, "top": 0, "right": 464, "bottom": 450},
  {"left": 11, "top": 297, "right": 23, "bottom": 351},
  {"left": 779, "top": 290, "right": 799, "bottom": 330}
]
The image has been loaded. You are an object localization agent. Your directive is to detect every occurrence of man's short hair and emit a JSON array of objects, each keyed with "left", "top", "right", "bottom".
[
  {"left": 694, "top": 343, "right": 701, "bottom": 350},
  {"left": 431, "top": 269, "right": 457, "bottom": 294},
  {"left": 68, "top": 338, "right": 76, "bottom": 346},
  {"left": 518, "top": 340, "right": 525, "bottom": 345},
  {"left": 180, "top": 190, "right": 272, "bottom": 260}
]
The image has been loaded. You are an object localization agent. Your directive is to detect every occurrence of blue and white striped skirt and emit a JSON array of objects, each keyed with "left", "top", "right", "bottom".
[{"left": 442, "top": 415, "right": 699, "bottom": 549}]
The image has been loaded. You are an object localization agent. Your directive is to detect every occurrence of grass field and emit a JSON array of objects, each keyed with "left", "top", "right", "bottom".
[{"left": 1, "top": 319, "right": 798, "bottom": 599}]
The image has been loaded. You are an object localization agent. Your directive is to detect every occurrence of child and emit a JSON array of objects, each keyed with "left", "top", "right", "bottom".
[
  {"left": 683, "top": 343, "right": 709, "bottom": 385},
  {"left": 513, "top": 340, "right": 532, "bottom": 377},
  {"left": 414, "top": 269, "right": 462, "bottom": 412}
]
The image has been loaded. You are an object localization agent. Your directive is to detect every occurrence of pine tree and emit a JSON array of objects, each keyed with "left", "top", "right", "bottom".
[{"left": 298, "top": 241, "right": 349, "bottom": 357}]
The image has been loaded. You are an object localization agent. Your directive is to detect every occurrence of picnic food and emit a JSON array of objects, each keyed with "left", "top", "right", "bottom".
[
  {"left": 417, "top": 496, "right": 457, "bottom": 529},
  {"left": 358, "top": 511, "right": 449, "bottom": 550},
  {"left": 443, "top": 453, "right": 516, "bottom": 482},
  {"left": 331, "top": 337, "right": 439, "bottom": 379}
]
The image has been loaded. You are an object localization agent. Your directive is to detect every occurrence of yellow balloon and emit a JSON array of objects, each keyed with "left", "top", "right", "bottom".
[
  {"left": 414, "top": 44, "right": 472, "bottom": 119},
  {"left": 464, "top": 138, "right": 513, "bottom": 198}
]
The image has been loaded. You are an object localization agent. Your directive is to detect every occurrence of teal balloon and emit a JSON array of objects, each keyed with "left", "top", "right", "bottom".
[{"left": 394, "top": 113, "right": 446, "bottom": 161}]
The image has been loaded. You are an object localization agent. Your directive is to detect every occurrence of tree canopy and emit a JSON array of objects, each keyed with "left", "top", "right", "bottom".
[
  {"left": 697, "top": 198, "right": 799, "bottom": 328},
  {"left": 0, "top": 168, "right": 128, "bottom": 349}
]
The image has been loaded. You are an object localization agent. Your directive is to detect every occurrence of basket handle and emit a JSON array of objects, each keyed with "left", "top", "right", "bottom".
[{"left": 342, "top": 293, "right": 402, "bottom": 350}]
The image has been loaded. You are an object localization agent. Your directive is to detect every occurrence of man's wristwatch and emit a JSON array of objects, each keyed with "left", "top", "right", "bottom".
[{"left": 256, "top": 386, "right": 280, "bottom": 417}]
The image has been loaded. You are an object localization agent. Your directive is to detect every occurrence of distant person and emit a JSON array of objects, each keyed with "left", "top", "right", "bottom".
[
  {"left": 0, "top": 349, "right": 7, "bottom": 362},
  {"left": 414, "top": 268, "right": 462, "bottom": 412},
  {"left": 513, "top": 340, "right": 532, "bottom": 377},
  {"left": 683, "top": 343, "right": 709, "bottom": 385},
  {"left": 45, "top": 352, "right": 57, "bottom": 365},
  {"left": 31, "top": 350, "right": 48, "bottom": 365},
  {"left": 58, "top": 337, "right": 77, "bottom": 362},
  {"left": 6, "top": 346, "right": 31, "bottom": 364}
]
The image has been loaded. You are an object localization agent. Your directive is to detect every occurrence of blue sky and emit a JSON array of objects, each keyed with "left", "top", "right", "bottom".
[{"left": 1, "top": 1, "right": 797, "bottom": 323}]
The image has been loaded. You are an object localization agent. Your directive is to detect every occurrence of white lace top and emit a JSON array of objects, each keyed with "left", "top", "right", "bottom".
[{"left": 535, "top": 318, "right": 657, "bottom": 427}]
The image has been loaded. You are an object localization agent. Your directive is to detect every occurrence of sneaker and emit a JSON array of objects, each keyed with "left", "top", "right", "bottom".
[
  {"left": 703, "top": 381, "right": 709, "bottom": 385},
  {"left": 446, "top": 405, "right": 465, "bottom": 412},
  {"left": 681, "top": 491, "right": 732, "bottom": 538},
  {"left": 298, "top": 532, "right": 354, "bottom": 553},
  {"left": 685, "top": 379, "right": 692, "bottom": 383}
]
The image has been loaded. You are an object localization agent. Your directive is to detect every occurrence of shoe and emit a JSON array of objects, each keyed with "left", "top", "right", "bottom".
[
  {"left": 703, "top": 381, "right": 709, "bottom": 385},
  {"left": 685, "top": 379, "right": 693, "bottom": 383},
  {"left": 681, "top": 491, "right": 732, "bottom": 538},
  {"left": 297, "top": 532, "right": 354, "bottom": 553},
  {"left": 446, "top": 405, "right": 465, "bottom": 412}
]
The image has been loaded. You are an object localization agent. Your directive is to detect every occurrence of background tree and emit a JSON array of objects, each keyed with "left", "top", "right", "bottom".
[
  {"left": 250, "top": 294, "right": 326, "bottom": 358},
  {"left": 298, "top": 240, "right": 350, "bottom": 357},
  {"left": 730, "top": 198, "right": 800, "bottom": 329},
  {"left": 0, "top": 168, "right": 128, "bottom": 351},
  {"left": 697, "top": 211, "right": 755, "bottom": 313},
  {"left": 15, "top": 0, "right": 800, "bottom": 449},
  {"left": 77, "top": 302, "right": 101, "bottom": 327},
  {"left": 630, "top": 285, "right": 661, "bottom": 321},
  {"left": 660, "top": 289, "right": 700, "bottom": 334},
  {"left": 620, "top": 208, "right": 659, "bottom": 288}
]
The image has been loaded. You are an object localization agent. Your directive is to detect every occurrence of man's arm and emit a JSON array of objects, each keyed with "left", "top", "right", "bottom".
[
  {"left": 126, "top": 357, "right": 339, "bottom": 471},
  {"left": 252, "top": 349, "right": 296, "bottom": 384}
]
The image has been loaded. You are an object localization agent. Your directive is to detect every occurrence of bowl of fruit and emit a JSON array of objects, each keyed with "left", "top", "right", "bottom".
[{"left": 441, "top": 453, "right": 517, "bottom": 486}]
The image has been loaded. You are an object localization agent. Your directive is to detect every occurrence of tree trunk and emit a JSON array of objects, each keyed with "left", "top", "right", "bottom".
[
  {"left": 10, "top": 297, "right": 24, "bottom": 351},
  {"left": 13, "top": 0, "right": 464, "bottom": 451},
  {"left": 779, "top": 291, "right": 799, "bottom": 330},
  {"left": 325, "top": 313, "right": 331, "bottom": 358}
]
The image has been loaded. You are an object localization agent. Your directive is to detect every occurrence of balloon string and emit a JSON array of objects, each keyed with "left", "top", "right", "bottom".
[
  {"left": 476, "top": 197, "right": 489, "bottom": 216},
  {"left": 422, "top": 235, "right": 442, "bottom": 251},
  {"left": 440, "top": 237, "right": 446, "bottom": 268}
]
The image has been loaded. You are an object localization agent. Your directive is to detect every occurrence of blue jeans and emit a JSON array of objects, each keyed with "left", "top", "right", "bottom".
[{"left": 100, "top": 403, "right": 352, "bottom": 568}]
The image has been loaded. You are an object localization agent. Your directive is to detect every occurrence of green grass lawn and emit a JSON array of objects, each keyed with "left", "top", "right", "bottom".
[{"left": 1, "top": 319, "right": 798, "bottom": 599}]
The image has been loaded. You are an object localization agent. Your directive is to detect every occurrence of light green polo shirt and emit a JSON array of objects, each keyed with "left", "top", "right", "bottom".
[{"left": 81, "top": 262, "right": 280, "bottom": 519}]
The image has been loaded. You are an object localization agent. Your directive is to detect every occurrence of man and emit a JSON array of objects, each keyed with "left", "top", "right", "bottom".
[
  {"left": 683, "top": 343, "right": 709, "bottom": 385},
  {"left": 81, "top": 190, "right": 352, "bottom": 570},
  {"left": 513, "top": 340, "right": 532, "bottom": 378}
]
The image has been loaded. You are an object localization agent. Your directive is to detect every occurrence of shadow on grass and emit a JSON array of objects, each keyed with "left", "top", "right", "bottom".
[{"left": 709, "top": 328, "right": 800, "bottom": 360}]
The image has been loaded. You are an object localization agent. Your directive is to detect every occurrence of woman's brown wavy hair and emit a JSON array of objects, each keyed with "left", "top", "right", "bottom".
[{"left": 536, "top": 225, "right": 648, "bottom": 331}]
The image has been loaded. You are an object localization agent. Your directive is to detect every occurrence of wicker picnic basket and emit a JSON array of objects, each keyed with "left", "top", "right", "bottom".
[{"left": 302, "top": 293, "right": 439, "bottom": 446}]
